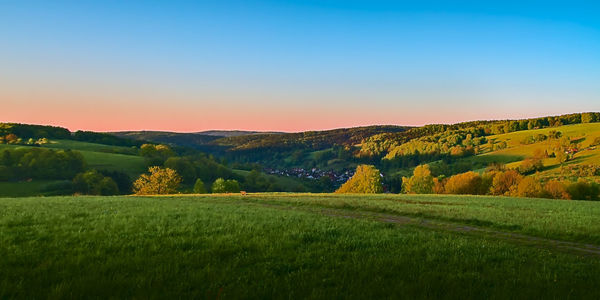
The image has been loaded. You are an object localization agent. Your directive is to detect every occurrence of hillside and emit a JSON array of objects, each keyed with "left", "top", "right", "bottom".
[
  {"left": 0, "top": 140, "right": 147, "bottom": 196},
  {"left": 112, "top": 131, "right": 222, "bottom": 148},
  {"left": 2, "top": 113, "right": 600, "bottom": 198},
  {"left": 197, "top": 130, "right": 283, "bottom": 137},
  {"left": 0, "top": 125, "right": 312, "bottom": 197}
]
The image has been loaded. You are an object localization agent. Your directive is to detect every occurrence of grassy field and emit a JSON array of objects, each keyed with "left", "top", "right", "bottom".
[
  {"left": 0, "top": 180, "right": 69, "bottom": 197},
  {"left": 0, "top": 140, "right": 146, "bottom": 196},
  {"left": 0, "top": 140, "right": 147, "bottom": 177},
  {"left": 1, "top": 193, "right": 599, "bottom": 298},
  {"left": 457, "top": 123, "right": 600, "bottom": 178}
]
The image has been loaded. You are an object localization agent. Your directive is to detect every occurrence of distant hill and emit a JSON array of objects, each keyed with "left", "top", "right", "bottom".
[
  {"left": 111, "top": 131, "right": 222, "bottom": 148},
  {"left": 111, "top": 126, "right": 411, "bottom": 151},
  {"left": 212, "top": 125, "right": 412, "bottom": 150},
  {"left": 196, "top": 130, "right": 283, "bottom": 137}
]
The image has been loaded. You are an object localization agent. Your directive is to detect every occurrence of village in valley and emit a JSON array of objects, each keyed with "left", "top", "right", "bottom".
[{"left": 264, "top": 167, "right": 355, "bottom": 183}]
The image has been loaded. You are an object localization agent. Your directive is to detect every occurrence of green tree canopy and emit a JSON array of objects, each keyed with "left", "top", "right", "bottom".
[
  {"left": 73, "top": 170, "right": 119, "bottom": 195},
  {"left": 212, "top": 178, "right": 241, "bottom": 193},
  {"left": 193, "top": 178, "right": 207, "bottom": 194},
  {"left": 335, "top": 165, "right": 383, "bottom": 194},
  {"left": 402, "top": 164, "right": 434, "bottom": 194},
  {"left": 133, "top": 167, "right": 181, "bottom": 195}
]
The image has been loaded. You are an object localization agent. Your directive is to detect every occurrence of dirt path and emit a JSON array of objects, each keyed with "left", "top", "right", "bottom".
[{"left": 249, "top": 202, "right": 600, "bottom": 257}]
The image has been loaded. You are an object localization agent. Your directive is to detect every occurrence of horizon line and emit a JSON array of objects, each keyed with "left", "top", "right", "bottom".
[{"left": 2, "top": 110, "right": 597, "bottom": 134}]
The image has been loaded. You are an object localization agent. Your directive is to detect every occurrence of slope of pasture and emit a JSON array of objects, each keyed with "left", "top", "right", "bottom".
[
  {"left": 1, "top": 194, "right": 599, "bottom": 298},
  {"left": 243, "top": 193, "right": 600, "bottom": 244},
  {"left": 0, "top": 141, "right": 146, "bottom": 196},
  {"left": 465, "top": 123, "right": 600, "bottom": 176},
  {"left": 41, "top": 139, "right": 137, "bottom": 154},
  {"left": 0, "top": 140, "right": 146, "bottom": 178},
  {"left": 0, "top": 180, "right": 69, "bottom": 197}
]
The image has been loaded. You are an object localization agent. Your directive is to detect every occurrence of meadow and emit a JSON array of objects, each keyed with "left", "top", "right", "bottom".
[{"left": 1, "top": 193, "right": 599, "bottom": 298}]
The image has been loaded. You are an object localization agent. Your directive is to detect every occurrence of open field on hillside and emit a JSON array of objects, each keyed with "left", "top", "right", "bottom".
[
  {"left": 0, "top": 140, "right": 146, "bottom": 195},
  {"left": 454, "top": 123, "right": 600, "bottom": 178},
  {"left": 1, "top": 194, "right": 599, "bottom": 298},
  {"left": 0, "top": 180, "right": 68, "bottom": 197}
]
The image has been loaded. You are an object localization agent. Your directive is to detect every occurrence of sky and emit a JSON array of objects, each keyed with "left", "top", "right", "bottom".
[{"left": 1, "top": 0, "right": 599, "bottom": 132}]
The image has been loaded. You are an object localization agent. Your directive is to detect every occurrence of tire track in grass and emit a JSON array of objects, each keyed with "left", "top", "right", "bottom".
[{"left": 248, "top": 201, "right": 600, "bottom": 257}]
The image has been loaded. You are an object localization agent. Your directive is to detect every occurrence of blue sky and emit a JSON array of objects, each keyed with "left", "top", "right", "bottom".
[{"left": 1, "top": 0, "right": 599, "bottom": 131}]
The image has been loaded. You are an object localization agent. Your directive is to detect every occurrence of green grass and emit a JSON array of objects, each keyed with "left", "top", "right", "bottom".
[
  {"left": 1, "top": 194, "right": 600, "bottom": 298},
  {"left": 0, "top": 140, "right": 147, "bottom": 178},
  {"left": 456, "top": 123, "right": 600, "bottom": 178},
  {"left": 0, "top": 180, "right": 69, "bottom": 197},
  {"left": 41, "top": 139, "right": 137, "bottom": 154},
  {"left": 243, "top": 193, "right": 600, "bottom": 244},
  {"left": 78, "top": 150, "right": 146, "bottom": 177}
]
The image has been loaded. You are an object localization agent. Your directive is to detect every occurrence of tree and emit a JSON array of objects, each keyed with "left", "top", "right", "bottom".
[
  {"left": 224, "top": 179, "right": 241, "bottom": 193},
  {"left": 566, "top": 179, "right": 600, "bottom": 201},
  {"left": 515, "top": 177, "right": 544, "bottom": 198},
  {"left": 244, "top": 169, "right": 270, "bottom": 192},
  {"left": 336, "top": 165, "right": 383, "bottom": 194},
  {"left": 443, "top": 171, "right": 483, "bottom": 195},
  {"left": 555, "top": 149, "right": 568, "bottom": 164},
  {"left": 139, "top": 144, "right": 175, "bottom": 166},
  {"left": 133, "top": 167, "right": 181, "bottom": 195},
  {"left": 100, "top": 170, "right": 132, "bottom": 194},
  {"left": 211, "top": 178, "right": 227, "bottom": 193},
  {"left": 402, "top": 164, "right": 434, "bottom": 194},
  {"left": 518, "top": 158, "right": 543, "bottom": 174},
  {"left": 211, "top": 178, "right": 241, "bottom": 193},
  {"left": 164, "top": 157, "right": 196, "bottom": 183},
  {"left": 490, "top": 170, "right": 522, "bottom": 196},
  {"left": 193, "top": 178, "right": 207, "bottom": 194},
  {"left": 544, "top": 180, "right": 570, "bottom": 199},
  {"left": 73, "top": 170, "right": 119, "bottom": 195},
  {"left": 581, "top": 112, "right": 596, "bottom": 123}
]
